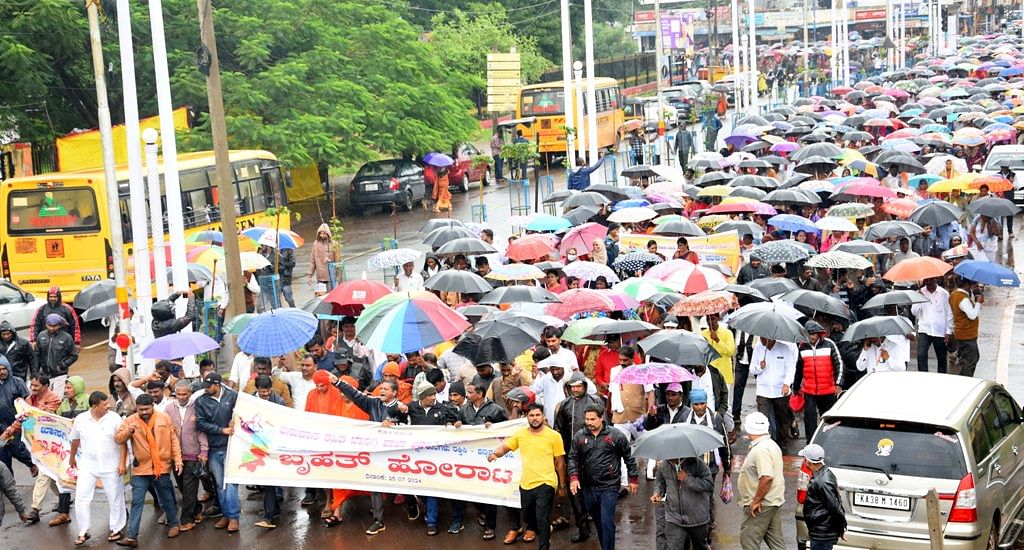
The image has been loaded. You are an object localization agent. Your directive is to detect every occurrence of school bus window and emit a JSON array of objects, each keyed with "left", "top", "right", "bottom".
[
  {"left": 7, "top": 188, "right": 101, "bottom": 235},
  {"left": 520, "top": 90, "right": 564, "bottom": 116}
]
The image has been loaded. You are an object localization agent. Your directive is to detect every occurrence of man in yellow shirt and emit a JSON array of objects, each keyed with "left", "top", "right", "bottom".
[{"left": 488, "top": 403, "right": 567, "bottom": 550}]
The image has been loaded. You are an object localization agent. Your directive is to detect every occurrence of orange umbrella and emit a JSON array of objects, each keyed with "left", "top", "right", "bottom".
[
  {"left": 883, "top": 256, "right": 952, "bottom": 282},
  {"left": 970, "top": 176, "right": 1014, "bottom": 193},
  {"left": 880, "top": 198, "right": 918, "bottom": 219},
  {"left": 670, "top": 290, "right": 739, "bottom": 316}
]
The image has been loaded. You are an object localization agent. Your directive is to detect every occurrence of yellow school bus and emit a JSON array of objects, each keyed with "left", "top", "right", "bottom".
[
  {"left": 516, "top": 78, "right": 626, "bottom": 161},
  {"left": 1, "top": 150, "right": 290, "bottom": 300}
]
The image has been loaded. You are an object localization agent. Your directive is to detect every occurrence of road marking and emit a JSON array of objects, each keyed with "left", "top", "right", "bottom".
[
  {"left": 84, "top": 340, "right": 108, "bottom": 350},
  {"left": 996, "top": 296, "right": 1017, "bottom": 386}
]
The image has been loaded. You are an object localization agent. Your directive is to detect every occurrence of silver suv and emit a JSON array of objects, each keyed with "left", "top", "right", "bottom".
[{"left": 796, "top": 372, "right": 1024, "bottom": 549}]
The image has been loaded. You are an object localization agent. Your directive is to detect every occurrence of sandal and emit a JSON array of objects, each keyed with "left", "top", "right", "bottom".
[
  {"left": 550, "top": 516, "right": 570, "bottom": 530},
  {"left": 322, "top": 515, "right": 343, "bottom": 528},
  {"left": 75, "top": 533, "right": 91, "bottom": 546},
  {"left": 522, "top": 530, "right": 537, "bottom": 542},
  {"left": 503, "top": 529, "right": 520, "bottom": 544},
  {"left": 108, "top": 529, "right": 123, "bottom": 541},
  {"left": 320, "top": 509, "right": 333, "bottom": 519}
]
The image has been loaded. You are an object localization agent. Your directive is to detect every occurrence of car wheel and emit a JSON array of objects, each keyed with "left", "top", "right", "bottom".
[
  {"left": 482, "top": 170, "right": 491, "bottom": 187},
  {"left": 402, "top": 189, "right": 414, "bottom": 211},
  {"left": 986, "top": 516, "right": 999, "bottom": 550},
  {"left": 460, "top": 174, "right": 470, "bottom": 193}
]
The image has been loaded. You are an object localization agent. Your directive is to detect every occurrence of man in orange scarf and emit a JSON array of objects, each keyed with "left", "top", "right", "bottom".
[
  {"left": 372, "top": 362, "right": 413, "bottom": 403},
  {"left": 113, "top": 394, "right": 183, "bottom": 546}
]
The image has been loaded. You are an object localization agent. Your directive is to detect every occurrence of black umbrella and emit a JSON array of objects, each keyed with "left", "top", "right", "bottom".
[
  {"left": 780, "top": 173, "right": 811, "bottom": 188},
  {"left": 741, "top": 142, "right": 772, "bottom": 154},
  {"left": 729, "top": 186, "right": 768, "bottom": 200},
  {"left": 795, "top": 155, "right": 839, "bottom": 175},
  {"left": 455, "top": 304, "right": 499, "bottom": 324},
  {"left": 863, "top": 220, "right": 925, "bottom": 240},
  {"left": 879, "top": 154, "right": 926, "bottom": 175},
  {"left": 862, "top": 290, "right": 928, "bottom": 310},
  {"left": 585, "top": 319, "right": 660, "bottom": 340},
  {"left": 81, "top": 297, "right": 137, "bottom": 322},
  {"left": 968, "top": 196, "right": 1021, "bottom": 218},
  {"left": 710, "top": 283, "right": 768, "bottom": 302},
  {"left": 778, "top": 289, "right": 852, "bottom": 319},
  {"left": 790, "top": 142, "right": 843, "bottom": 162},
  {"left": 841, "top": 315, "right": 915, "bottom": 342},
  {"left": 562, "top": 191, "right": 610, "bottom": 209},
  {"left": 727, "top": 303, "right": 810, "bottom": 343},
  {"left": 423, "top": 226, "right": 477, "bottom": 247},
  {"left": 479, "top": 286, "right": 561, "bottom": 305},
  {"left": 716, "top": 220, "right": 763, "bottom": 237},
  {"left": 562, "top": 205, "right": 601, "bottom": 226},
  {"left": 585, "top": 184, "right": 631, "bottom": 201},
  {"left": 452, "top": 331, "right": 531, "bottom": 365},
  {"left": 729, "top": 174, "right": 778, "bottom": 190},
  {"left": 645, "top": 291, "right": 682, "bottom": 309},
  {"left": 908, "top": 201, "right": 961, "bottom": 228},
  {"left": 736, "top": 115, "right": 770, "bottom": 126},
  {"left": 434, "top": 238, "right": 497, "bottom": 257},
  {"left": 543, "top": 189, "right": 578, "bottom": 204},
  {"left": 832, "top": 239, "right": 893, "bottom": 255},
  {"left": 301, "top": 297, "right": 335, "bottom": 315},
  {"left": 843, "top": 130, "right": 874, "bottom": 142},
  {"left": 759, "top": 154, "right": 791, "bottom": 166},
  {"left": 739, "top": 158, "right": 772, "bottom": 169},
  {"left": 74, "top": 279, "right": 120, "bottom": 310},
  {"left": 621, "top": 165, "right": 658, "bottom": 178},
  {"left": 424, "top": 270, "right": 493, "bottom": 293},
  {"left": 695, "top": 171, "right": 733, "bottom": 186},
  {"left": 420, "top": 218, "right": 467, "bottom": 234},
  {"left": 764, "top": 188, "right": 821, "bottom": 205},
  {"left": 650, "top": 203, "right": 681, "bottom": 215},
  {"left": 534, "top": 261, "right": 565, "bottom": 271},
  {"left": 748, "top": 277, "right": 800, "bottom": 297},
  {"left": 638, "top": 329, "right": 719, "bottom": 366},
  {"left": 653, "top": 219, "right": 706, "bottom": 237}
]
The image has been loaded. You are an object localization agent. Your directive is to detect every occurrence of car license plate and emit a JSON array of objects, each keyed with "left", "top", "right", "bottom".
[
  {"left": 363, "top": 183, "right": 379, "bottom": 192},
  {"left": 854, "top": 492, "right": 911, "bottom": 511}
]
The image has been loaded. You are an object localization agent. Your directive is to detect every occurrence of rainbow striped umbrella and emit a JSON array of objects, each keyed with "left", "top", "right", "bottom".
[
  {"left": 355, "top": 291, "right": 470, "bottom": 353},
  {"left": 241, "top": 227, "right": 305, "bottom": 249}
]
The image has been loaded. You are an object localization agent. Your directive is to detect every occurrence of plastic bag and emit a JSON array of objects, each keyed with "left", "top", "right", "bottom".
[
  {"left": 789, "top": 391, "right": 805, "bottom": 413},
  {"left": 720, "top": 475, "right": 734, "bottom": 504}
]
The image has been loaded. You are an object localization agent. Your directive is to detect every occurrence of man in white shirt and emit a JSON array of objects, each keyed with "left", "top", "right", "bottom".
[
  {"left": 276, "top": 354, "right": 317, "bottom": 411},
  {"left": 69, "top": 391, "right": 127, "bottom": 545},
  {"left": 911, "top": 277, "right": 953, "bottom": 373},
  {"left": 227, "top": 351, "right": 253, "bottom": 390},
  {"left": 395, "top": 261, "right": 425, "bottom": 292},
  {"left": 542, "top": 327, "right": 580, "bottom": 372},
  {"left": 856, "top": 336, "right": 909, "bottom": 374},
  {"left": 750, "top": 337, "right": 798, "bottom": 449}
]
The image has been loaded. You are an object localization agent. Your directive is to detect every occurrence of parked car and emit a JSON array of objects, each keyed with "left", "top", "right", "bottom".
[
  {"left": 796, "top": 372, "right": 1024, "bottom": 549},
  {"left": 349, "top": 159, "right": 428, "bottom": 212},
  {"left": 448, "top": 143, "right": 491, "bottom": 193},
  {"left": 639, "top": 97, "right": 678, "bottom": 132},
  {"left": 0, "top": 279, "right": 39, "bottom": 337},
  {"left": 662, "top": 86, "right": 700, "bottom": 123},
  {"left": 979, "top": 145, "right": 1024, "bottom": 205}
]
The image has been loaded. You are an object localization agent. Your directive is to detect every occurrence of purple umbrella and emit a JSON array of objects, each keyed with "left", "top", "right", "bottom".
[
  {"left": 770, "top": 142, "right": 800, "bottom": 153},
  {"left": 725, "top": 133, "right": 758, "bottom": 147},
  {"left": 422, "top": 152, "right": 455, "bottom": 167},
  {"left": 611, "top": 363, "right": 699, "bottom": 384},
  {"left": 142, "top": 332, "right": 219, "bottom": 360}
]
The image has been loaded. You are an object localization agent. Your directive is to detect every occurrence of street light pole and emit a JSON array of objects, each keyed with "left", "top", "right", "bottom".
[
  {"left": 583, "top": 0, "right": 599, "bottom": 181},
  {"left": 197, "top": 0, "right": 245, "bottom": 319},
  {"left": 559, "top": 0, "right": 576, "bottom": 170},
  {"left": 142, "top": 129, "right": 169, "bottom": 300},
  {"left": 573, "top": 62, "right": 588, "bottom": 167},
  {"left": 85, "top": 0, "right": 131, "bottom": 367}
]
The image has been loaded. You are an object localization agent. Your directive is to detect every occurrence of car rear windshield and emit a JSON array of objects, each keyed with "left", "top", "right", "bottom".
[
  {"left": 7, "top": 187, "right": 101, "bottom": 235},
  {"left": 814, "top": 417, "right": 967, "bottom": 480},
  {"left": 357, "top": 161, "right": 401, "bottom": 178},
  {"left": 984, "top": 152, "right": 1024, "bottom": 171}
]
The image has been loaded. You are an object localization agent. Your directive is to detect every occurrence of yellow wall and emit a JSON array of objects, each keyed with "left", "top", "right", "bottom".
[
  {"left": 56, "top": 107, "right": 190, "bottom": 171},
  {"left": 286, "top": 164, "right": 325, "bottom": 202}
]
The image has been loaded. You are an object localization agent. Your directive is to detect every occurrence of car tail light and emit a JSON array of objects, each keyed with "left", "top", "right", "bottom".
[
  {"left": 947, "top": 473, "right": 977, "bottom": 523},
  {"left": 797, "top": 463, "right": 811, "bottom": 504},
  {"left": 389, "top": 177, "right": 400, "bottom": 191}
]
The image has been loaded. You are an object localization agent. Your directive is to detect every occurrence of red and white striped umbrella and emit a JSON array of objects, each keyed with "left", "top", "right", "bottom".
[{"left": 544, "top": 289, "right": 615, "bottom": 320}]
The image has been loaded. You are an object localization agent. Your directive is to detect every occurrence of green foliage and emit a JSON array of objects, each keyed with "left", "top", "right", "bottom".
[
  {"left": 592, "top": 22, "right": 637, "bottom": 60},
  {"left": 499, "top": 140, "right": 539, "bottom": 163},
  {"left": 329, "top": 215, "right": 344, "bottom": 259},
  {"left": 470, "top": 154, "right": 492, "bottom": 170}
]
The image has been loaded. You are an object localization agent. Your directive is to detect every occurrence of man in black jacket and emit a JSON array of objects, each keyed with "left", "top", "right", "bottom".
[
  {"left": 455, "top": 382, "right": 508, "bottom": 540},
  {"left": 568, "top": 405, "right": 638, "bottom": 550},
  {"left": 151, "top": 291, "right": 196, "bottom": 339},
  {"left": 798, "top": 444, "right": 846, "bottom": 550},
  {"left": 29, "top": 286, "right": 80, "bottom": 347},
  {"left": 0, "top": 320, "right": 35, "bottom": 381},
  {"left": 194, "top": 373, "right": 239, "bottom": 533},
  {"left": 35, "top": 314, "right": 77, "bottom": 378},
  {"left": 553, "top": 373, "right": 605, "bottom": 542},
  {"left": 643, "top": 382, "right": 692, "bottom": 431}
]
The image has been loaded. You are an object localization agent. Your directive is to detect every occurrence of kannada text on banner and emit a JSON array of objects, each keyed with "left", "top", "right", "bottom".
[
  {"left": 619, "top": 229, "right": 742, "bottom": 274},
  {"left": 224, "top": 393, "right": 527, "bottom": 507},
  {"left": 13, "top": 398, "right": 76, "bottom": 492}
]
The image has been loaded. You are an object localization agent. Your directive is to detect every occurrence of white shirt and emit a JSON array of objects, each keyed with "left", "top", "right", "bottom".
[
  {"left": 856, "top": 337, "right": 909, "bottom": 374},
  {"left": 229, "top": 353, "right": 254, "bottom": 386},
  {"left": 692, "top": 368, "right": 716, "bottom": 412},
  {"left": 750, "top": 341, "right": 798, "bottom": 398},
  {"left": 277, "top": 371, "right": 316, "bottom": 411},
  {"left": 911, "top": 286, "right": 953, "bottom": 337},
  {"left": 549, "top": 346, "right": 580, "bottom": 372},
  {"left": 530, "top": 371, "right": 599, "bottom": 426},
  {"left": 152, "top": 398, "right": 169, "bottom": 414},
  {"left": 955, "top": 289, "right": 982, "bottom": 321},
  {"left": 395, "top": 271, "right": 425, "bottom": 292},
  {"left": 70, "top": 411, "right": 124, "bottom": 474}
]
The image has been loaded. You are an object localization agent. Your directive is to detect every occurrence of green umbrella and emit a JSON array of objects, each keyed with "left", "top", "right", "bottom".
[
  {"left": 560, "top": 318, "right": 607, "bottom": 345},
  {"left": 223, "top": 313, "right": 257, "bottom": 335}
]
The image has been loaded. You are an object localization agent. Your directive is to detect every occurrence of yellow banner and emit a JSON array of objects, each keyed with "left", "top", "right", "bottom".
[
  {"left": 56, "top": 107, "right": 190, "bottom": 172},
  {"left": 224, "top": 393, "right": 527, "bottom": 507},
  {"left": 619, "top": 230, "right": 742, "bottom": 274},
  {"left": 13, "top": 399, "right": 76, "bottom": 492}
]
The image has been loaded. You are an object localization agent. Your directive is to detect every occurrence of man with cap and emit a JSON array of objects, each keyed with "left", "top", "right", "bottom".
[
  {"left": 531, "top": 348, "right": 571, "bottom": 427},
  {"left": 471, "top": 361, "right": 498, "bottom": 392},
  {"left": 686, "top": 388, "right": 731, "bottom": 539},
  {"left": 738, "top": 411, "right": 786, "bottom": 550},
  {"left": 35, "top": 313, "right": 78, "bottom": 378},
  {"left": 793, "top": 321, "right": 843, "bottom": 442},
  {"left": 29, "top": 286, "right": 80, "bottom": 348},
  {"left": 372, "top": 361, "right": 413, "bottom": 403},
  {"left": 334, "top": 316, "right": 371, "bottom": 373},
  {"left": 395, "top": 260, "right": 425, "bottom": 291},
  {"left": 0, "top": 320, "right": 35, "bottom": 382},
  {"left": 554, "top": 371, "right": 605, "bottom": 541},
  {"left": 644, "top": 383, "right": 692, "bottom": 431},
  {"left": 194, "top": 373, "right": 240, "bottom": 533},
  {"left": 798, "top": 443, "right": 846, "bottom": 550}
]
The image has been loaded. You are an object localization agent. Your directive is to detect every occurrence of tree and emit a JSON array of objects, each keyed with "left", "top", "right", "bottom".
[{"left": 591, "top": 22, "right": 638, "bottom": 60}]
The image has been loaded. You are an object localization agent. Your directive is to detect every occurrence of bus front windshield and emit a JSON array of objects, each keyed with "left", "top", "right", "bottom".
[
  {"left": 7, "top": 187, "right": 101, "bottom": 235},
  {"left": 521, "top": 89, "right": 565, "bottom": 116}
]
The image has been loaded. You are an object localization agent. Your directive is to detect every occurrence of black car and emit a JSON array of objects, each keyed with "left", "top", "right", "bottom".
[{"left": 349, "top": 159, "right": 428, "bottom": 212}]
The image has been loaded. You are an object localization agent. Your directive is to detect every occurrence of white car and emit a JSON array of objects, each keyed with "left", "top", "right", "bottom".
[
  {"left": 639, "top": 97, "right": 678, "bottom": 132},
  {"left": 0, "top": 279, "right": 40, "bottom": 337},
  {"left": 979, "top": 145, "right": 1024, "bottom": 204}
]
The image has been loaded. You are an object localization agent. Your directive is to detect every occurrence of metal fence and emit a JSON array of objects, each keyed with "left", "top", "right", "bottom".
[{"left": 538, "top": 52, "right": 657, "bottom": 90}]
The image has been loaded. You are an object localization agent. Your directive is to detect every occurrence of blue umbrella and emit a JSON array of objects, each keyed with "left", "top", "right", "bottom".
[
  {"left": 238, "top": 308, "right": 319, "bottom": 356},
  {"left": 767, "top": 214, "right": 820, "bottom": 234},
  {"left": 613, "top": 199, "right": 652, "bottom": 211},
  {"left": 142, "top": 332, "right": 219, "bottom": 360},
  {"left": 953, "top": 261, "right": 1020, "bottom": 287},
  {"left": 526, "top": 213, "right": 572, "bottom": 232},
  {"left": 1000, "top": 67, "right": 1024, "bottom": 77},
  {"left": 422, "top": 152, "right": 455, "bottom": 168},
  {"left": 909, "top": 174, "right": 942, "bottom": 186},
  {"left": 920, "top": 124, "right": 950, "bottom": 133}
]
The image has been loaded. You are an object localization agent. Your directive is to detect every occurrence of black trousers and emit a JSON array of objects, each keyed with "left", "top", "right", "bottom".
[
  {"left": 917, "top": 333, "right": 947, "bottom": 374},
  {"left": 732, "top": 362, "right": 750, "bottom": 423},
  {"left": 174, "top": 460, "right": 202, "bottom": 523},
  {"left": 521, "top": 485, "right": 555, "bottom": 550},
  {"left": 803, "top": 393, "right": 837, "bottom": 443},
  {"left": 756, "top": 396, "right": 791, "bottom": 447}
]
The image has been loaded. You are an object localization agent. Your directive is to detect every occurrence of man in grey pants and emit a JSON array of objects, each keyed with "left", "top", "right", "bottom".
[
  {"left": 0, "top": 447, "right": 29, "bottom": 526},
  {"left": 652, "top": 456, "right": 714, "bottom": 550}
]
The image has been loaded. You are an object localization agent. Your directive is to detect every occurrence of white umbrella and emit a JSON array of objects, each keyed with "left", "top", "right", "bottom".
[
  {"left": 814, "top": 216, "right": 860, "bottom": 232},
  {"left": 650, "top": 164, "right": 687, "bottom": 184},
  {"left": 607, "top": 206, "right": 658, "bottom": 224},
  {"left": 924, "top": 154, "right": 968, "bottom": 175},
  {"left": 367, "top": 248, "right": 422, "bottom": 271},
  {"left": 805, "top": 250, "right": 873, "bottom": 270},
  {"left": 563, "top": 261, "right": 620, "bottom": 283}
]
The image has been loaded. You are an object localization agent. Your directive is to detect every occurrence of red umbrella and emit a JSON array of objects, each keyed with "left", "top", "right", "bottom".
[
  {"left": 704, "top": 202, "right": 759, "bottom": 214},
  {"left": 558, "top": 222, "right": 609, "bottom": 256},
  {"left": 880, "top": 198, "right": 918, "bottom": 219},
  {"left": 832, "top": 86, "right": 854, "bottom": 96},
  {"left": 883, "top": 256, "right": 952, "bottom": 282},
  {"left": 659, "top": 265, "right": 728, "bottom": 295},
  {"left": 323, "top": 279, "right": 392, "bottom": 315},
  {"left": 506, "top": 234, "right": 555, "bottom": 261},
  {"left": 544, "top": 289, "right": 615, "bottom": 319},
  {"left": 864, "top": 118, "right": 896, "bottom": 128}
]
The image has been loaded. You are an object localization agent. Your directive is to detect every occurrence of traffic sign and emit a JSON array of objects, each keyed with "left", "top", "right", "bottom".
[{"left": 487, "top": 51, "right": 521, "bottom": 114}]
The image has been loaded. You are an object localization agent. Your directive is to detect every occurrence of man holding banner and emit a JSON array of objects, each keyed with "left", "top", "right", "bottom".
[{"left": 1, "top": 374, "right": 61, "bottom": 525}]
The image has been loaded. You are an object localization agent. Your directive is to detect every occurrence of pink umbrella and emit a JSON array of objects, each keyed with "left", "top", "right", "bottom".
[
  {"left": 644, "top": 259, "right": 696, "bottom": 281},
  {"left": 601, "top": 289, "right": 641, "bottom": 311},
  {"left": 506, "top": 234, "right": 556, "bottom": 261},
  {"left": 544, "top": 288, "right": 615, "bottom": 319},
  {"left": 670, "top": 289, "right": 740, "bottom": 316},
  {"left": 611, "top": 363, "right": 699, "bottom": 384},
  {"left": 880, "top": 198, "right": 918, "bottom": 219},
  {"left": 770, "top": 142, "right": 800, "bottom": 153},
  {"left": 838, "top": 182, "right": 898, "bottom": 199},
  {"left": 559, "top": 222, "right": 609, "bottom": 256}
]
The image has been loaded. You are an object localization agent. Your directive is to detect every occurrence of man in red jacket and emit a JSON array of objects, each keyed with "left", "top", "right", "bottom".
[{"left": 792, "top": 320, "right": 843, "bottom": 442}]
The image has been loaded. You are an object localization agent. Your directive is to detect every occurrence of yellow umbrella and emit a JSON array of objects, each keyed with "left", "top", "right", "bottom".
[
  {"left": 696, "top": 214, "right": 730, "bottom": 229},
  {"left": 697, "top": 185, "right": 732, "bottom": 198},
  {"left": 928, "top": 173, "right": 979, "bottom": 194},
  {"left": 839, "top": 149, "right": 866, "bottom": 164},
  {"left": 761, "top": 135, "right": 785, "bottom": 145},
  {"left": 1013, "top": 105, "right": 1024, "bottom": 114}
]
